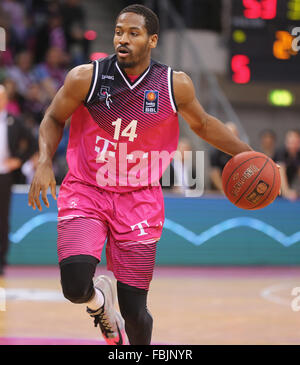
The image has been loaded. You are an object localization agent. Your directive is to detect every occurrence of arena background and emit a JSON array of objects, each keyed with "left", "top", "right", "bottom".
[
  {"left": 8, "top": 189, "right": 300, "bottom": 266},
  {"left": 1, "top": 0, "right": 300, "bottom": 346}
]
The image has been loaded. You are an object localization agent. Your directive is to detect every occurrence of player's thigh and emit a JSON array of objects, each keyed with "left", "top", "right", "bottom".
[
  {"left": 106, "top": 236, "right": 158, "bottom": 291},
  {"left": 111, "top": 185, "right": 165, "bottom": 243},
  {"left": 57, "top": 217, "right": 108, "bottom": 263},
  {"left": 107, "top": 186, "right": 164, "bottom": 290}
]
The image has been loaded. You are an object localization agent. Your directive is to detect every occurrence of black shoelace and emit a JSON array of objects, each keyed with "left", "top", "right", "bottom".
[{"left": 92, "top": 307, "right": 114, "bottom": 336}]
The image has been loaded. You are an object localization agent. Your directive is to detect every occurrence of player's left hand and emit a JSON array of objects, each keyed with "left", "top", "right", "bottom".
[{"left": 28, "top": 161, "right": 57, "bottom": 211}]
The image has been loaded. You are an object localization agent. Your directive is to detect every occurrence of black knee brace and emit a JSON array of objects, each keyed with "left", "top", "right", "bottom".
[
  {"left": 60, "top": 255, "right": 99, "bottom": 304},
  {"left": 117, "top": 281, "right": 153, "bottom": 345}
]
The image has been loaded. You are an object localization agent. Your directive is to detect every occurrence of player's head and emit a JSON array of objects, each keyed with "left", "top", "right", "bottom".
[{"left": 114, "top": 4, "right": 159, "bottom": 69}]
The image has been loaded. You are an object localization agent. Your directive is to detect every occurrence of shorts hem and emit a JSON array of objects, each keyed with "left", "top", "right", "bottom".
[{"left": 58, "top": 253, "right": 101, "bottom": 265}]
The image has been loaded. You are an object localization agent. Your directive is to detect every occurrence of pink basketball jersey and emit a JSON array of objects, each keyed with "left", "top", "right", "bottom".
[{"left": 65, "top": 54, "right": 179, "bottom": 192}]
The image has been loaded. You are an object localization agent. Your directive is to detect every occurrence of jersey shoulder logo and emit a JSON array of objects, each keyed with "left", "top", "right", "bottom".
[
  {"left": 98, "top": 86, "right": 110, "bottom": 98},
  {"left": 98, "top": 86, "right": 113, "bottom": 109},
  {"left": 143, "top": 90, "right": 159, "bottom": 114}
]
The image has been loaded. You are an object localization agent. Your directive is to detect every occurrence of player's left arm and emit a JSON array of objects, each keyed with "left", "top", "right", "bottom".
[{"left": 173, "top": 71, "right": 253, "bottom": 156}]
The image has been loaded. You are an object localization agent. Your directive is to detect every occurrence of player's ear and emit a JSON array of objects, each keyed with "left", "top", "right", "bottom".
[{"left": 149, "top": 34, "right": 158, "bottom": 49}]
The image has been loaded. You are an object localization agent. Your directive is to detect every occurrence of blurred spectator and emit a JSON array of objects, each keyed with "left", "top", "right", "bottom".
[
  {"left": 0, "top": 0, "right": 83, "bottom": 185},
  {"left": 259, "top": 129, "right": 276, "bottom": 159},
  {"left": 1, "top": 0, "right": 26, "bottom": 43},
  {"left": 173, "top": 138, "right": 196, "bottom": 192},
  {"left": 5, "top": 50, "right": 36, "bottom": 98},
  {"left": 160, "top": 138, "right": 196, "bottom": 194},
  {"left": 21, "top": 152, "right": 39, "bottom": 184},
  {"left": 34, "top": 47, "right": 69, "bottom": 100},
  {"left": 22, "top": 82, "right": 47, "bottom": 128},
  {"left": 0, "top": 84, "right": 37, "bottom": 275},
  {"left": 53, "top": 122, "right": 70, "bottom": 185},
  {"left": 61, "top": 0, "right": 89, "bottom": 65},
  {"left": 275, "top": 130, "right": 300, "bottom": 201},
  {"left": 209, "top": 122, "right": 239, "bottom": 193},
  {"left": 35, "top": 4, "right": 67, "bottom": 63},
  {"left": 0, "top": 8, "right": 16, "bottom": 67},
  {"left": 2, "top": 78, "right": 22, "bottom": 117},
  {"left": 22, "top": 13, "right": 38, "bottom": 53},
  {"left": 22, "top": 113, "right": 40, "bottom": 138}
]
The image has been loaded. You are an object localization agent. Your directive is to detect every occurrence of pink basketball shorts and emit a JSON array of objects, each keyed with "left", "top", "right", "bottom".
[{"left": 57, "top": 176, "right": 165, "bottom": 290}]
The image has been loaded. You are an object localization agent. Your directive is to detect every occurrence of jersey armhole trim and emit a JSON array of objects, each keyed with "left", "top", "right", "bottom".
[
  {"left": 168, "top": 67, "right": 178, "bottom": 113},
  {"left": 85, "top": 60, "right": 99, "bottom": 104}
]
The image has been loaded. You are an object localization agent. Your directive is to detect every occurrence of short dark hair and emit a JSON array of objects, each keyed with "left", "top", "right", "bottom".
[{"left": 117, "top": 4, "right": 159, "bottom": 35}]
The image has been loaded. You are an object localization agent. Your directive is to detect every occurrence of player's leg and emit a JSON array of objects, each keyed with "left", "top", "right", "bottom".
[
  {"left": 107, "top": 237, "right": 157, "bottom": 345},
  {"left": 57, "top": 178, "right": 127, "bottom": 344},
  {"left": 56, "top": 178, "right": 108, "bottom": 308},
  {"left": 57, "top": 216, "right": 126, "bottom": 345},
  {"left": 57, "top": 216, "right": 106, "bottom": 306},
  {"left": 107, "top": 185, "right": 164, "bottom": 345},
  {"left": 117, "top": 281, "right": 153, "bottom": 345}
]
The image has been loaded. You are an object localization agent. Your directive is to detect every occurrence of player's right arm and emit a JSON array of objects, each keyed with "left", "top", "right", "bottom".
[
  {"left": 28, "top": 64, "right": 93, "bottom": 211},
  {"left": 173, "top": 71, "right": 252, "bottom": 156}
]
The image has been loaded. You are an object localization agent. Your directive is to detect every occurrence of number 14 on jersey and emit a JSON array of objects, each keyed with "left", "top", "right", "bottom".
[{"left": 112, "top": 118, "right": 138, "bottom": 142}]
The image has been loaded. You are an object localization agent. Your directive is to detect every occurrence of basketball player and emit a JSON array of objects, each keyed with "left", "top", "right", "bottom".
[{"left": 28, "top": 4, "right": 252, "bottom": 345}]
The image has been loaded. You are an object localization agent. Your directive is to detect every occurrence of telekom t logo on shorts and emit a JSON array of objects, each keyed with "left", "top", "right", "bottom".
[{"left": 130, "top": 220, "right": 150, "bottom": 236}]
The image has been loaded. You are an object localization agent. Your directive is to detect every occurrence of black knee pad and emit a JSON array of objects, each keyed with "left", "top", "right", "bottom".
[{"left": 60, "top": 255, "right": 99, "bottom": 304}]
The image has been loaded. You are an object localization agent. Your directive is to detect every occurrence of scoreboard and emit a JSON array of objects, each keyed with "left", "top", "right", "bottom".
[{"left": 230, "top": 0, "right": 300, "bottom": 83}]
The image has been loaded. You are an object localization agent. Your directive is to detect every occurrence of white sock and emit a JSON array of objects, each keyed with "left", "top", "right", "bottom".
[{"left": 86, "top": 288, "right": 104, "bottom": 311}]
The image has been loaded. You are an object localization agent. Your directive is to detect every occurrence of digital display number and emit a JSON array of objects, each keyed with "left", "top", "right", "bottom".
[
  {"left": 231, "top": 55, "right": 251, "bottom": 84},
  {"left": 230, "top": 0, "right": 300, "bottom": 83},
  {"left": 273, "top": 31, "right": 298, "bottom": 59},
  {"left": 242, "top": 0, "right": 277, "bottom": 19}
]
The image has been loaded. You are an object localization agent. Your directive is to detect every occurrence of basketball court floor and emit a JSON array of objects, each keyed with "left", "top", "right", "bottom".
[{"left": 1, "top": 265, "right": 300, "bottom": 345}]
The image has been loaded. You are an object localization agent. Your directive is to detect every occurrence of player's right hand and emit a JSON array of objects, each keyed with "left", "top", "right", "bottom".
[{"left": 28, "top": 162, "right": 57, "bottom": 211}]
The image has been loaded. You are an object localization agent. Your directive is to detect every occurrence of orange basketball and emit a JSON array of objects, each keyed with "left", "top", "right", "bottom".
[{"left": 222, "top": 151, "right": 281, "bottom": 210}]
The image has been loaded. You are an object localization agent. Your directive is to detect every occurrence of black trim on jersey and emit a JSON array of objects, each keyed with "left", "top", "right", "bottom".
[
  {"left": 84, "top": 60, "right": 97, "bottom": 104},
  {"left": 84, "top": 54, "right": 116, "bottom": 105},
  {"left": 116, "top": 60, "right": 152, "bottom": 87},
  {"left": 170, "top": 69, "right": 178, "bottom": 112},
  {"left": 84, "top": 54, "right": 177, "bottom": 114}
]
